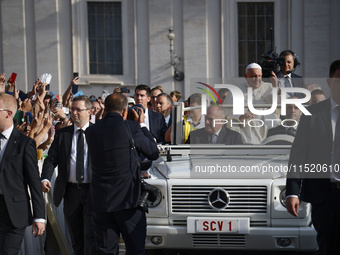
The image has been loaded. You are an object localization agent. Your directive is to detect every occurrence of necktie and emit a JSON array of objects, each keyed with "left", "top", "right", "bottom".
[
  {"left": 284, "top": 76, "right": 291, "bottom": 88},
  {"left": 0, "top": 133, "right": 6, "bottom": 151},
  {"left": 0, "top": 134, "right": 6, "bottom": 165},
  {"left": 286, "top": 127, "right": 296, "bottom": 137},
  {"left": 333, "top": 106, "right": 340, "bottom": 178},
  {"left": 284, "top": 76, "right": 294, "bottom": 97},
  {"left": 210, "top": 134, "right": 218, "bottom": 144},
  {"left": 0, "top": 133, "right": 4, "bottom": 149},
  {"left": 76, "top": 129, "right": 85, "bottom": 183}
]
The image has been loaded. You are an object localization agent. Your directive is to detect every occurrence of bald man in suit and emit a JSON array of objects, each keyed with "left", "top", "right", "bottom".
[
  {"left": 187, "top": 105, "right": 242, "bottom": 145},
  {"left": 0, "top": 91, "right": 45, "bottom": 254}
]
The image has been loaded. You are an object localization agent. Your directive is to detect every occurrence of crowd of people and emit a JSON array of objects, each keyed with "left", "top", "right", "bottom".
[
  {"left": 0, "top": 73, "right": 183, "bottom": 254},
  {"left": 0, "top": 49, "right": 338, "bottom": 255},
  {"left": 0, "top": 49, "right": 329, "bottom": 150}
]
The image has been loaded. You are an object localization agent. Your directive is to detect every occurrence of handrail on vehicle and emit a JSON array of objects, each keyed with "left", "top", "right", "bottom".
[{"left": 158, "top": 144, "right": 292, "bottom": 157}]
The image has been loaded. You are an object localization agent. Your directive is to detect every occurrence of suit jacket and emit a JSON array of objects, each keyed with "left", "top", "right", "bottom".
[
  {"left": 186, "top": 126, "right": 243, "bottom": 145},
  {"left": 0, "top": 128, "right": 45, "bottom": 228},
  {"left": 85, "top": 112, "right": 159, "bottom": 213},
  {"left": 148, "top": 110, "right": 166, "bottom": 143},
  {"left": 276, "top": 71, "right": 304, "bottom": 88},
  {"left": 290, "top": 72, "right": 305, "bottom": 89},
  {"left": 286, "top": 98, "right": 332, "bottom": 204},
  {"left": 41, "top": 124, "right": 92, "bottom": 207},
  {"left": 276, "top": 71, "right": 305, "bottom": 98}
]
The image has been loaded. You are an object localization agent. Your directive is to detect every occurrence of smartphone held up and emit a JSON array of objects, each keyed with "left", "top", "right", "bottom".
[{"left": 9, "top": 73, "right": 17, "bottom": 83}]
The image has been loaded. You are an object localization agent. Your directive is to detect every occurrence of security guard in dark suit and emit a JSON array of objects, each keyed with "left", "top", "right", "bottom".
[
  {"left": 42, "top": 95, "right": 96, "bottom": 255},
  {"left": 286, "top": 60, "right": 340, "bottom": 254},
  {"left": 86, "top": 94, "right": 159, "bottom": 254},
  {"left": 0, "top": 92, "right": 45, "bottom": 254}
]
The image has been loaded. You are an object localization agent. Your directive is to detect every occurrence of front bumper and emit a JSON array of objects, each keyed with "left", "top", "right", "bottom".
[{"left": 146, "top": 225, "right": 317, "bottom": 251}]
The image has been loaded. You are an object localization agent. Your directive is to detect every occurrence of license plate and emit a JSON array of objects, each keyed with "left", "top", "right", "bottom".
[
  {"left": 187, "top": 217, "right": 249, "bottom": 234},
  {"left": 196, "top": 219, "right": 238, "bottom": 233}
]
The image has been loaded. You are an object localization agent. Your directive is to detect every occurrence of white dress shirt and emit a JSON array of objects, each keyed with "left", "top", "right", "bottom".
[
  {"left": 165, "top": 114, "right": 171, "bottom": 127},
  {"left": 277, "top": 71, "right": 292, "bottom": 89},
  {"left": 144, "top": 108, "right": 150, "bottom": 130},
  {"left": 69, "top": 122, "right": 90, "bottom": 183},
  {"left": 0, "top": 125, "right": 14, "bottom": 194},
  {"left": 0, "top": 125, "right": 13, "bottom": 163}
]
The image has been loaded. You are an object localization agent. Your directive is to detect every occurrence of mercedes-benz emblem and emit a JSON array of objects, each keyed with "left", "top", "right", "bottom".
[{"left": 208, "top": 188, "right": 230, "bottom": 210}]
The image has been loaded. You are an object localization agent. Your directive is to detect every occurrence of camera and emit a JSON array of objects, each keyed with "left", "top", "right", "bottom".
[
  {"left": 128, "top": 104, "right": 144, "bottom": 116},
  {"left": 138, "top": 181, "right": 161, "bottom": 212},
  {"left": 259, "top": 49, "right": 285, "bottom": 78}
]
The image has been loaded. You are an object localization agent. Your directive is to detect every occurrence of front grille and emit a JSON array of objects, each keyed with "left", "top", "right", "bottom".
[
  {"left": 192, "top": 234, "right": 245, "bottom": 248},
  {"left": 171, "top": 185, "right": 267, "bottom": 213},
  {"left": 249, "top": 220, "right": 268, "bottom": 227},
  {"left": 172, "top": 219, "right": 187, "bottom": 226}
]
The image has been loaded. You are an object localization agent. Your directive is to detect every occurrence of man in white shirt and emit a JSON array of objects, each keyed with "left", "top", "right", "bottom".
[
  {"left": 0, "top": 91, "right": 45, "bottom": 254},
  {"left": 276, "top": 50, "right": 304, "bottom": 97},
  {"left": 134, "top": 85, "right": 166, "bottom": 143},
  {"left": 41, "top": 95, "right": 96, "bottom": 255},
  {"left": 156, "top": 93, "right": 172, "bottom": 129}
]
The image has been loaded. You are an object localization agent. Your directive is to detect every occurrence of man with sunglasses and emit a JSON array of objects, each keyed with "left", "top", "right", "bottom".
[{"left": 41, "top": 95, "right": 96, "bottom": 255}]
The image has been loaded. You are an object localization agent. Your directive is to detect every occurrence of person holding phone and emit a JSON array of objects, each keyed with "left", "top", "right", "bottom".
[
  {"left": 72, "top": 73, "right": 79, "bottom": 95},
  {"left": 62, "top": 77, "right": 79, "bottom": 109},
  {"left": 6, "top": 73, "right": 17, "bottom": 93}
]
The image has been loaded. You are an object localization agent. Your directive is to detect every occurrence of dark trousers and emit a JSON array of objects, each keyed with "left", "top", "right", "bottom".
[
  {"left": 93, "top": 207, "right": 146, "bottom": 255},
  {"left": 312, "top": 186, "right": 340, "bottom": 255},
  {"left": 63, "top": 184, "right": 96, "bottom": 255},
  {"left": 0, "top": 195, "right": 26, "bottom": 255}
]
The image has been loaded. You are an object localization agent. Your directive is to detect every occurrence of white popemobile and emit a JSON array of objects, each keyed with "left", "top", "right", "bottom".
[{"left": 143, "top": 102, "right": 317, "bottom": 254}]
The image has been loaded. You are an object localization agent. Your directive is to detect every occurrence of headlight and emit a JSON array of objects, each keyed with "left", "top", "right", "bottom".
[
  {"left": 279, "top": 188, "right": 286, "bottom": 207},
  {"left": 147, "top": 191, "right": 162, "bottom": 208}
]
